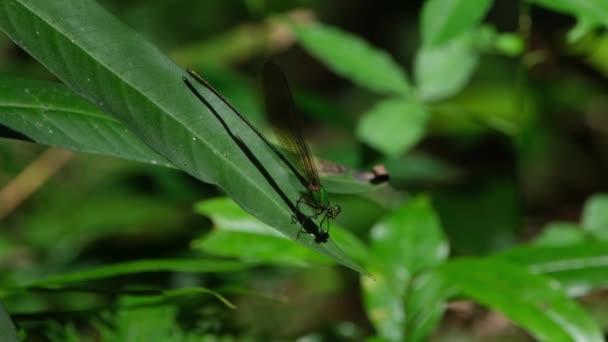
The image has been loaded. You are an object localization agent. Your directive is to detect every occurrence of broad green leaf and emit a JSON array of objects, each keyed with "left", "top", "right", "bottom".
[
  {"left": 0, "top": 301, "right": 18, "bottom": 342},
  {"left": 0, "top": 0, "right": 365, "bottom": 274},
  {"left": 0, "top": 76, "right": 173, "bottom": 168},
  {"left": 534, "top": 222, "right": 586, "bottom": 247},
  {"left": 357, "top": 98, "right": 428, "bottom": 157},
  {"left": 528, "top": 0, "right": 608, "bottom": 26},
  {"left": 404, "top": 271, "right": 450, "bottom": 342},
  {"left": 362, "top": 196, "right": 448, "bottom": 341},
  {"left": 440, "top": 258, "right": 603, "bottom": 342},
  {"left": 295, "top": 22, "right": 410, "bottom": 96},
  {"left": 494, "top": 242, "right": 608, "bottom": 297},
  {"left": 13, "top": 259, "right": 251, "bottom": 288},
  {"left": 415, "top": 33, "right": 479, "bottom": 101},
  {"left": 421, "top": 0, "right": 493, "bottom": 47},
  {"left": 582, "top": 193, "right": 608, "bottom": 240},
  {"left": 193, "top": 197, "right": 369, "bottom": 266}
]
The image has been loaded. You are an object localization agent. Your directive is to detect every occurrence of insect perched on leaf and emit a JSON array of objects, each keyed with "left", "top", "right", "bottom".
[{"left": 182, "top": 62, "right": 340, "bottom": 243}]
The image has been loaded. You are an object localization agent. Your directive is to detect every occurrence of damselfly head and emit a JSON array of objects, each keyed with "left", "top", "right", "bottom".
[
  {"left": 315, "top": 231, "right": 329, "bottom": 243},
  {"left": 327, "top": 205, "right": 341, "bottom": 219}
]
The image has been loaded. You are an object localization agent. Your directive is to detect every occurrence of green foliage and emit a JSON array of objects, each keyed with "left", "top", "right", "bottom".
[
  {"left": 0, "top": 301, "right": 18, "bottom": 342},
  {"left": 357, "top": 99, "right": 428, "bottom": 158},
  {"left": 1, "top": 0, "right": 608, "bottom": 340},
  {"left": 421, "top": 0, "right": 494, "bottom": 48},
  {"left": 439, "top": 259, "right": 603, "bottom": 341},
  {"left": 294, "top": 22, "right": 411, "bottom": 96},
  {"left": 0, "top": 0, "right": 364, "bottom": 274}
]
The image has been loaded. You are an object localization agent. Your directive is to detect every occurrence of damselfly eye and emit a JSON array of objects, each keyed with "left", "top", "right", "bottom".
[{"left": 334, "top": 205, "right": 341, "bottom": 215}]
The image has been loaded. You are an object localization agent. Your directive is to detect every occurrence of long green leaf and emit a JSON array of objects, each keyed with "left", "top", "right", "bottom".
[
  {"left": 421, "top": 0, "right": 493, "bottom": 47},
  {"left": 440, "top": 259, "right": 603, "bottom": 342},
  {"left": 0, "top": 76, "right": 174, "bottom": 167},
  {"left": 295, "top": 22, "right": 410, "bottom": 96},
  {"left": 0, "top": 0, "right": 365, "bottom": 274},
  {"left": 493, "top": 242, "right": 608, "bottom": 297},
  {"left": 13, "top": 259, "right": 250, "bottom": 288}
]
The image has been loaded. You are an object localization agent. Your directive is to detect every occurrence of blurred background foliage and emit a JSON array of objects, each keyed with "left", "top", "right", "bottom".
[{"left": 1, "top": 0, "right": 608, "bottom": 341}]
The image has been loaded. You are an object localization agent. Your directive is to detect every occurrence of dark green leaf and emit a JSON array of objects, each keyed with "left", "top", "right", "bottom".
[
  {"left": 0, "top": 301, "right": 19, "bottom": 342},
  {"left": 440, "top": 258, "right": 603, "bottom": 342},
  {"left": 421, "top": 0, "right": 493, "bottom": 47},
  {"left": 295, "top": 23, "right": 410, "bottom": 96},
  {"left": 0, "top": 0, "right": 365, "bottom": 273},
  {"left": 0, "top": 76, "right": 173, "bottom": 167},
  {"left": 357, "top": 98, "right": 429, "bottom": 157}
]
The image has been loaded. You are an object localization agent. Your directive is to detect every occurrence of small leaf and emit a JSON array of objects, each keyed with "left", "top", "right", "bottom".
[
  {"left": 415, "top": 32, "right": 479, "bottom": 101},
  {"left": 440, "top": 258, "right": 604, "bottom": 342},
  {"left": 362, "top": 196, "right": 448, "bottom": 341},
  {"left": 534, "top": 222, "right": 586, "bottom": 247},
  {"left": 421, "top": 0, "right": 493, "bottom": 47},
  {"left": 357, "top": 98, "right": 429, "bottom": 157},
  {"left": 528, "top": 0, "right": 608, "bottom": 26},
  {"left": 582, "top": 193, "right": 608, "bottom": 240},
  {"left": 295, "top": 22, "right": 410, "bottom": 96}
]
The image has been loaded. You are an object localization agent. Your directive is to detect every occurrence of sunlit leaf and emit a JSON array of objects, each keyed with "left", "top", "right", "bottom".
[
  {"left": 357, "top": 98, "right": 429, "bottom": 157},
  {"left": 421, "top": 0, "right": 493, "bottom": 47},
  {"left": 362, "top": 196, "right": 448, "bottom": 341},
  {"left": 415, "top": 32, "right": 479, "bottom": 101}
]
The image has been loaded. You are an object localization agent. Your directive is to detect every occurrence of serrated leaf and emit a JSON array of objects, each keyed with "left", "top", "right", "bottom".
[
  {"left": 421, "top": 0, "right": 493, "bottom": 47},
  {"left": 440, "top": 258, "right": 603, "bottom": 342},
  {"left": 0, "top": 0, "right": 366, "bottom": 274},
  {"left": 295, "top": 22, "right": 410, "bottom": 96},
  {"left": 415, "top": 32, "right": 479, "bottom": 101},
  {"left": 357, "top": 98, "right": 428, "bottom": 157}
]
